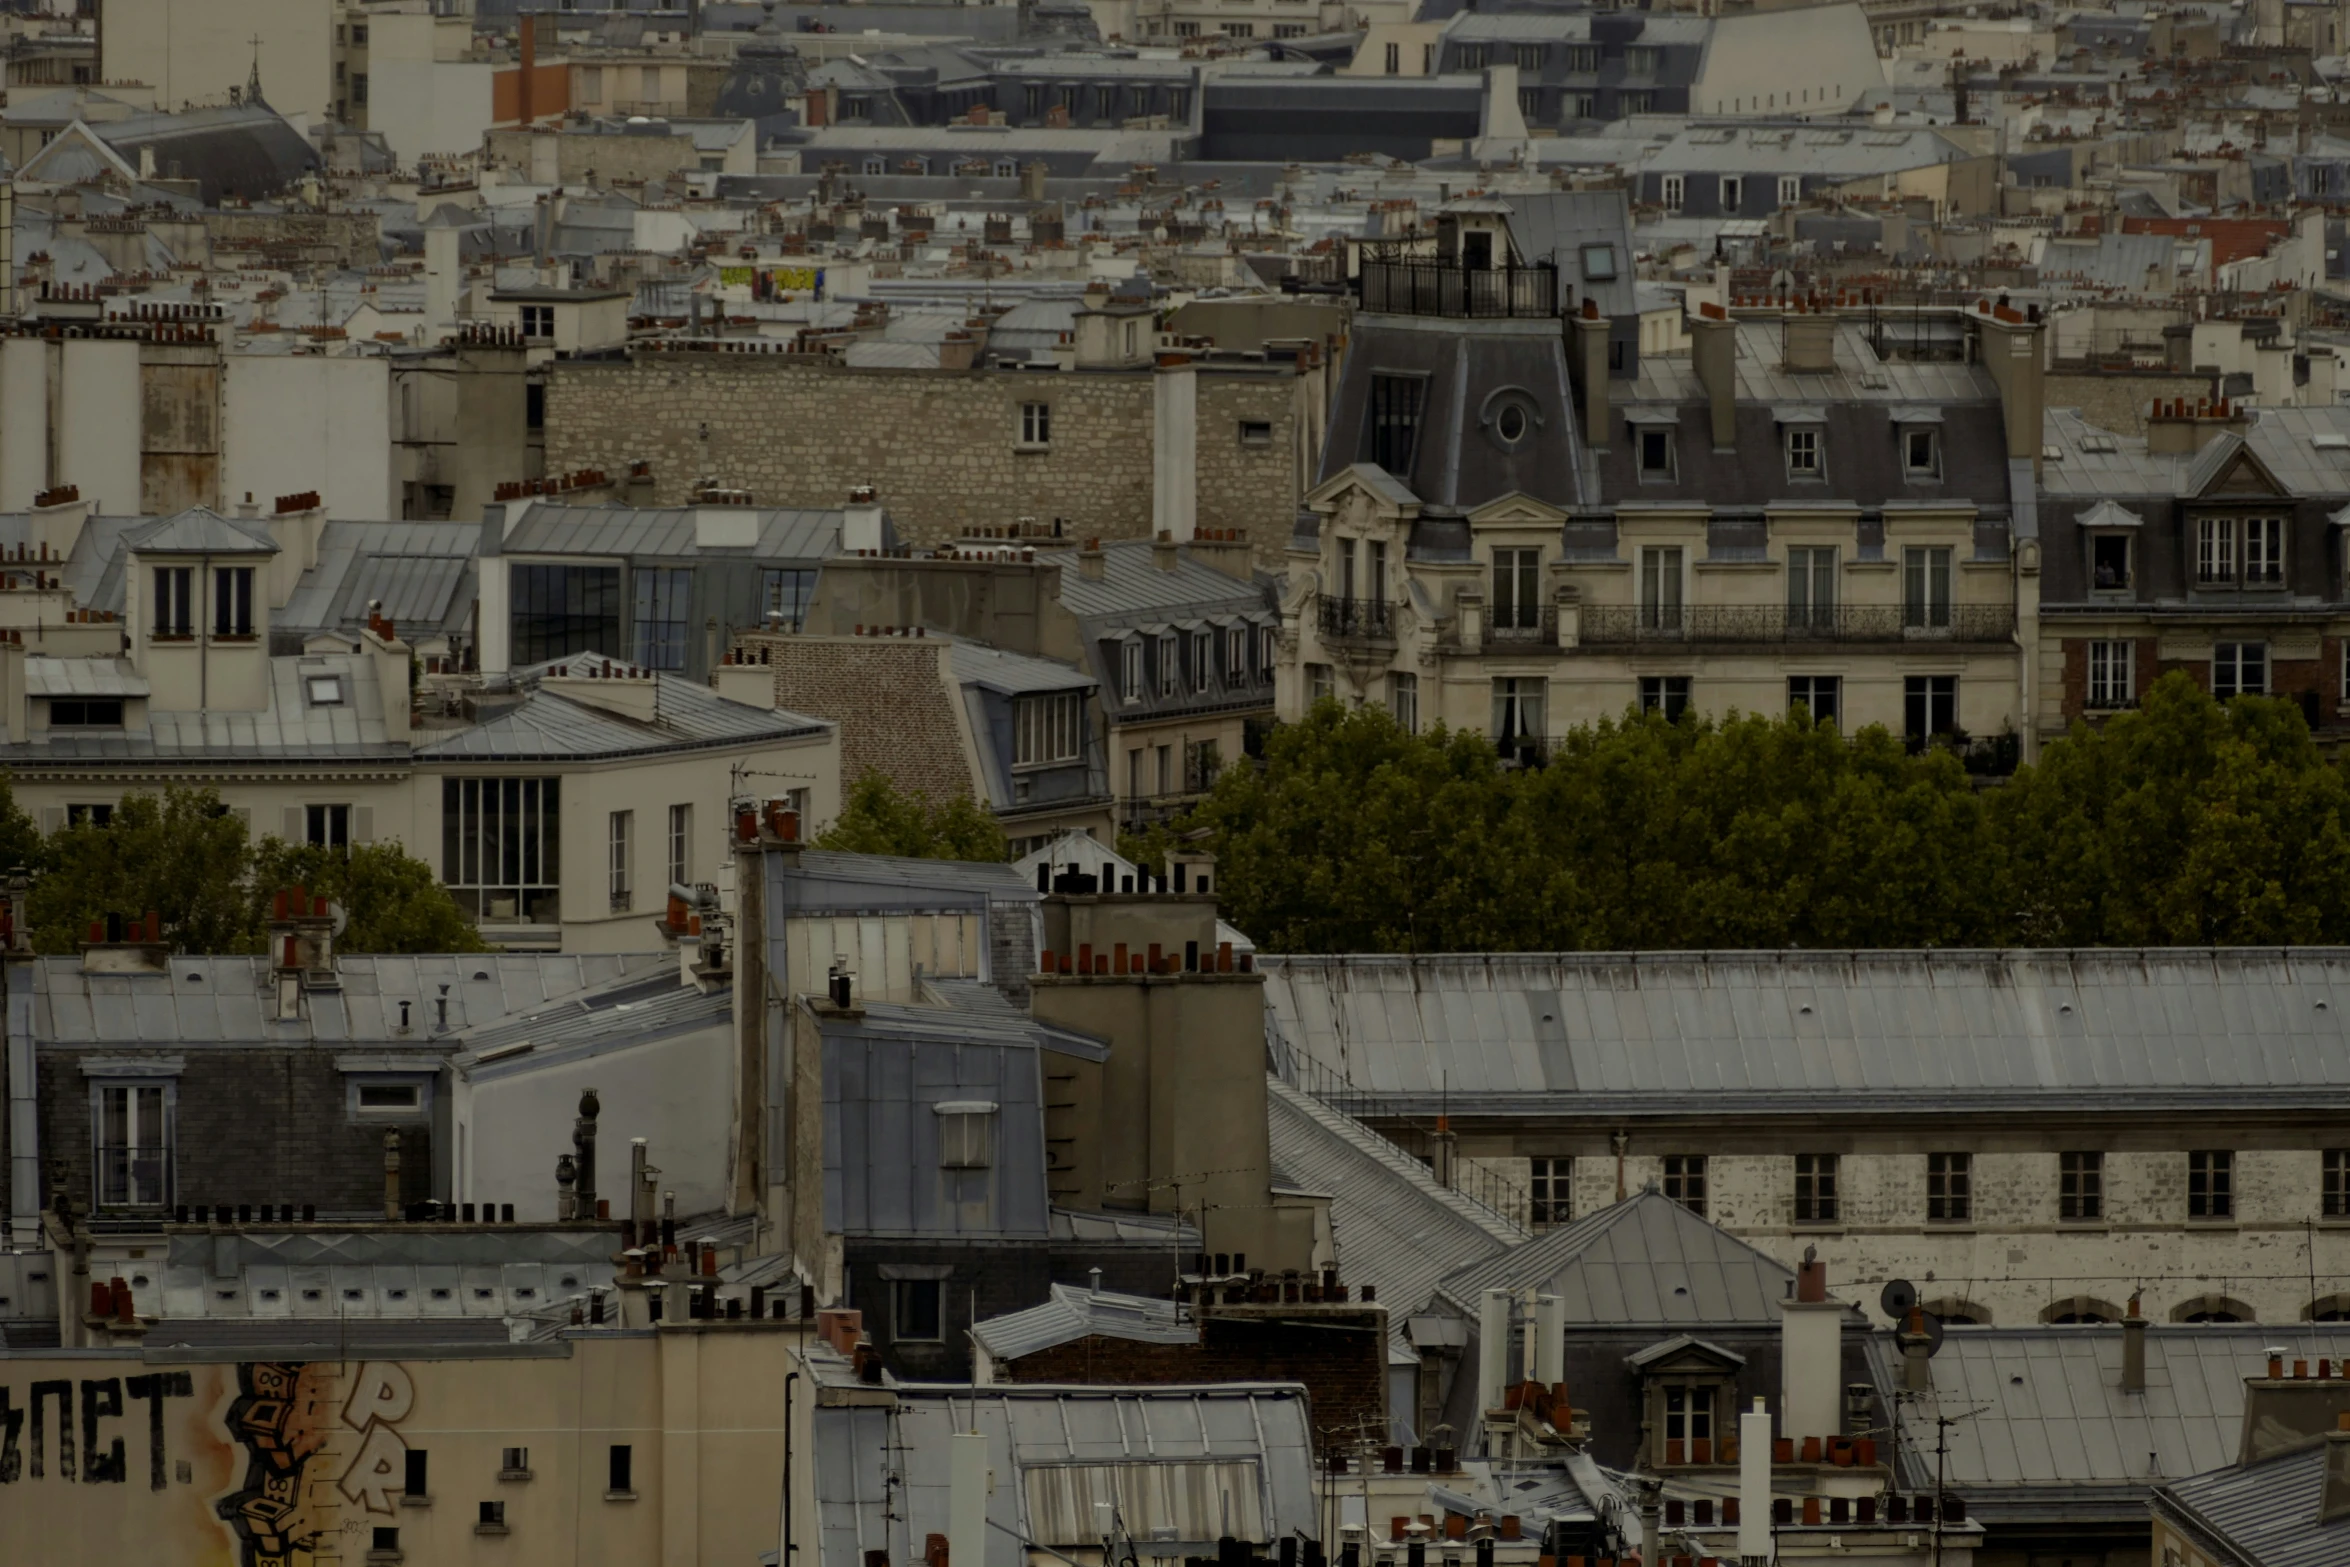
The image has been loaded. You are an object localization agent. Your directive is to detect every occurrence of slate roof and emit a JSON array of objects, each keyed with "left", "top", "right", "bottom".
[
  {"left": 275, "top": 521, "right": 480, "bottom": 640},
  {"left": 1502, "top": 190, "right": 1638, "bottom": 318},
  {"left": 1258, "top": 950, "right": 2350, "bottom": 1115},
  {"left": 1433, "top": 1190, "right": 1803, "bottom": 1326},
  {"left": 413, "top": 666, "right": 831, "bottom": 764},
  {"left": 2155, "top": 1441, "right": 2350, "bottom": 1567},
  {"left": 498, "top": 502, "right": 853, "bottom": 560},
  {"left": 1055, "top": 539, "right": 1275, "bottom": 626},
  {"left": 0, "top": 655, "right": 407, "bottom": 762},
  {"left": 2043, "top": 404, "right": 2350, "bottom": 502},
  {"left": 971, "top": 1282, "right": 1199, "bottom": 1361},
  {"left": 950, "top": 640, "right": 1096, "bottom": 696}
]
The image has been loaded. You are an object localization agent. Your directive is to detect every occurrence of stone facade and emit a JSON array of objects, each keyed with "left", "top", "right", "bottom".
[
  {"left": 544, "top": 354, "right": 1304, "bottom": 562},
  {"left": 745, "top": 637, "right": 976, "bottom": 803}
]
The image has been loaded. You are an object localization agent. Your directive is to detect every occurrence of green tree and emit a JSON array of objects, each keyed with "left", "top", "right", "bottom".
[
  {"left": 815, "top": 770, "right": 1007, "bottom": 862},
  {"left": 29, "top": 785, "right": 257, "bottom": 954},
  {"left": 1993, "top": 672, "right": 2350, "bottom": 945},
  {"left": 250, "top": 838, "right": 489, "bottom": 954}
]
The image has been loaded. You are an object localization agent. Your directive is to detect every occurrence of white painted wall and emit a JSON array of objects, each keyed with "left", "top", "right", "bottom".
[
  {"left": 57, "top": 337, "right": 141, "bottom": 517},
  {"left": 103, "top": 0, "right": 336, "bottom": 124},
  {"left": 365, "top": 11, "right": 498, "bottom": 167},
  {"left": 223, "top": 353, "right": 398, "bottom": 521},
  {"left": 1690, "top": 5, "right": 1886, "bottom": 116},
  {"left": 0, "top": 338, "right": 50, "bottom": 511}
]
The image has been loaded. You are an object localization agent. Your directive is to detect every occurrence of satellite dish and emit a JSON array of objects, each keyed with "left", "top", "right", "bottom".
[
  {"left": 1921, "top": 1310, "right": 1948, "bottom": 1358},
  {"left": 1881, "top": 1279, "right": 1919, "bottom": 1319}
]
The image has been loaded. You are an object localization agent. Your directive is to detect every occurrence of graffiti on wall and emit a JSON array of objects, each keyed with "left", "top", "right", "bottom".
[
  {"left": 0, "top": 1372, "right": 196, "bottom": 1486},
  {"left": 214, "top": 1361, "right": 419, "bottom": 1566}
]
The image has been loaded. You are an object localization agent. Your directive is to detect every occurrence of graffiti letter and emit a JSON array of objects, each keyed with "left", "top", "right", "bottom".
[
  {"left": 125, "top": 1373, "right": 194, "bottom": 1491},
  {"left": 340, "top": 1362, "right": 414, "bottom": 1433},
  {"left": 29, "top": 1381, "right": 71, "bottom": 1480},
  {"left": 0, "top": 1387, "right": 21, "bottom": 1482},
  {"left": 80, "top": 1379, "right": 125, "bottom": 1484},
  {"left": 336, "top": 1421, "right": 406, "bottom": 1515}
]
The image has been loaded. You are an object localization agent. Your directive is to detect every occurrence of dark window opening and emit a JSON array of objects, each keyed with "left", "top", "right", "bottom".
[
  {"left": 893, "top": 1278, "right": 943, "bottom": 1342},
  {"left": 1368, "top": 374, "right": 1426, "bottom": 478},
  {"left": 609, "top": 1444, "right": 633, "bottom": 1493},
  {"left": 510, "top": 563, "right": 622, "bottom": 667},
  {"left": 404, "top": 1449, "right": 429, "bottom": 1497},
  {"left": 50, "top": 699, "right": 123, "bottom": 727},
  {"left": 1639, "top": 675, "right": 1690, "bottom": 722}
]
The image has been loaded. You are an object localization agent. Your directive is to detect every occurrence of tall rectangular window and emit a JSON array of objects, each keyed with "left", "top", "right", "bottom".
[
  {"left": 2244, "top": 516, "right": 2284, "bottom": 584},
  {"left": 608, "top": 810, "right": 633, "bottom": 910},
  {"left": 1664, "top": 1385, "right": 1713, "bottom": 1445},
  {"left": 1157, "top": 635, "right": 1178, "bottom": 696},
  {"left": 2197, "top": 517, "right": 2236, "bottom": 584},
  {"left": 214, "top": 566, "right": 255, "bottom": 637},
  {"left": 1721, "top": 175, "right": 1744, "bottom": 213},
  {"left": 1905, "top": 676, "right": 1957, "bottom": 744},
  {"left": 1492, "top": 548, "right": 1541, "bottom": 631},
  {"left": 1121, "top": 640, "right": 1143, "bottom": 703},
  {"left": 1368, "top": 374, "right": 1426, "bottom": 477},
  {"left": 2214, "top": 642, "right": 2267, "bottom": 698},
  {"left": 1259, "top": 626, "right": 1277, "bottom": 680},
  {"left": 1785, "top": 426, "right": 1819, "bottom": 476},
  {"left": 307, "top": 804, "right": 351, "bottom": 849},
  {"left": 1391, "top": 671, "right": 1418, "bottom": 733},
  {"left": 1020, "top": 402, "right": 1052, "bottom": 445},
  {"left": 153, "top": 566, "right": 193, "bottom": 638},
  {"left": 1639, "top": 546, "right": 1684, "bottom": 631},
  {"left": 1639, "top": 675, "right": 1690, "bottom": 721},
  {"left": 1663, "top": 1154, "right": 1707, "bottom": 1217},
  {"left": 1015, "top": 692, "right": 1082, "bottom": 765},
  {"left": 1225, "top": 625, "right": 1247, "bottom": 685},
  {"left": 2326, "top": 1149, "right": 2349, "bottom": 1218},
  {"left": 760, "top": 568, "right": 814, "bottom": 631},
  {"left": 1639, "top": 426, "right": 1675, "bottom": 478},
  {"left": 1793, "top": 1153, "right": 1838, "bottom": 1223},
  {"left": 1188, "top": 634, "right": 1208, "bottom": 691},
  {"left": 1384, "top": 41, "right": 1400, "bottom": 73},
  {"left": 1902, "top": 546, "right": 1952, "bottom": 629},
  {"left": 608, "top": 1445, "right": 633, "bottom": 1496},
  {"left": 442, "top": 777, "right": 562, "bottom": 924},
  {"left": 511, "top": 563, "right": 622, "bottom": 667},
  {"left": 893, "top": 1279, "right": 944, "bottom": 1341},
  {"left": 2092, "top": 534, "right": 2131, "bottom": 590},
  {"left": 1778, "top": 175, "right": 1800, "bottom": 205},
  {"left": 2060, "top": 1151, "right": 2103, "bottom": 1221},
  {"left": 1661, "top": 174, "right": 1684, "bottom": 212},
  {"left": 1927, "top": 1152, "right": 1972, "bottom": 1223},
  {"left": 94, "top": 1082, "right": 172, "bottom": 1208},
  {"left": 632, "top": 567, "right": 693, "bottom": 671},
  {"left": 1786, "top": 546, "right": 1836, "bottom": 630},
  {"left": 1492, "top": 677, "right": 1545, "bottom": 755},
  {"left": 1513, "top": 42, "right": 1544, "bottom": 69},
  {"left": 1789, "top": 675, "right": 1840, "bottom": 724},
  {"left": 1529, "top": 1156, "right": 1568, "bottom": 1230},
  {"left": 2188, "top": 1150, "right": 2233, "bottom": 1220},
  {"left": 667, "top": 804, "right": 691, "bottom": 890},
  {"left": 2084, "top": 640, "right": 2134, "bottom": 709},
  {"left": 404, "top": 1449, "right": 429, "bottom": 1499}
]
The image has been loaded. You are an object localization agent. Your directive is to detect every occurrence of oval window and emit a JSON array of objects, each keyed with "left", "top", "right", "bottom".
[{"left": 1497, "top": 403, "right": 1529, "bottom": 443}]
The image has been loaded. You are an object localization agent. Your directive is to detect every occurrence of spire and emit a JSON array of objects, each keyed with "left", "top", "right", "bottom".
[{"left": 246, "top": 34, "right": 266, "bottom": 109}]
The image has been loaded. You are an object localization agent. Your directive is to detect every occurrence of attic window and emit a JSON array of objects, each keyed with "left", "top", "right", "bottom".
[
  {"left": 935, "top": 1100, "right": 997, "bottom": 1169},
  {"left": 1579, "top": 243, "right": 1617, "bottom": 282},
  {"left": 2315, "top": 433, "right": 2350, "bottom": 451},
  {"left": 307, "top": 676, "right": 344, "bottom": 706}
]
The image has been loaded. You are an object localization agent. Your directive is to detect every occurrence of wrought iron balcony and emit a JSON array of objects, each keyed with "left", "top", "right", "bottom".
[
  {"left": 1576, "top": 604, "right": 2017, "bottom": 645},
  {"left": 1356, "top": 258, "right": 1559, "bottom": 319},
  {"left": 1316, "top": 595, "right": 1401, "bottom": 642}
]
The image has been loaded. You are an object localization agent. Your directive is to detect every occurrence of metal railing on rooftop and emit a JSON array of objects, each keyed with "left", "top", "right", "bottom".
[{"left": 1357, "top": 258, "right": 1559, "bottom": 320}]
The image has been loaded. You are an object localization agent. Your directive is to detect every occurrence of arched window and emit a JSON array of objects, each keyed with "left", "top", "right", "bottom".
[{"left": 2040, "top": 1295, "right": 2123, "bottom": 1325}]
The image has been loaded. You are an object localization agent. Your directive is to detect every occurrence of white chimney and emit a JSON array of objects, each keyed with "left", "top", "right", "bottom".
[
  {"left": 425, "top": 220, "right": 461, "bottom": 329},
  {"left": 1779, "top": 1246, "right": 1843, "bottom": 1447},
  {"left": 1151, "top": 358, "right": 1197, "bottom": 542},
  {"left": 1738, "top": 1397, "right": 1772, "bottom": 1563},
  {"left": 1533, "top": 1293, "right": 1565, "bottom": 1387},
  {"left": 1477, "top": 1288, "right": 1512, "bottom": 1416},
  {"left": 841, "top": 486, "right": 885, "bottom": 554},
  {"left": 950, "top": 1432, "right": 990, "bottom": 1567}
]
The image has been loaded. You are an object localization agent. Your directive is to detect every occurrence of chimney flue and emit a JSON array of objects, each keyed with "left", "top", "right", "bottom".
[{"left": 2122, "top": 1292, "right": 2147, "bottom": 1395}]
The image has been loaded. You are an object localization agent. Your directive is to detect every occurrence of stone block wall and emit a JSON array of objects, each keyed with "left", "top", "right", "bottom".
[{"left": 545, "top": 356, "right": 1301, "bottom": 563}]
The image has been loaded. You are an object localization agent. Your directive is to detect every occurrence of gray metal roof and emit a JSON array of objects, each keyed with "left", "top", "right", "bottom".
[
  {"left": 950, "top": 640, "right": 1096, "bottom": 696},
  {"left": 124, "top": 506, "right": 280, "bottom": 556},
  {"left": 150, "top": 1227, "right": 616, "bottom": 1330},
  {"left": 454, "top": 972, "right": 729, "bottom": 1082},
  {"left": 1644, "top": 123, "right": 1968, "bottom": 178},
  {"left": 1055, "top": 540, "right": 1274, "bottom": 627},
  {"left": 1259, "top": 950, "right": 2350, "bottom": 1115},
  {"left": 1434, "top": 1190, "right": 1800, "bottom": 1326},
  {"left": 972, "top": 1282, "right": 1199, "bottom": 1360},
  {"left": 1501, "top": 190, "right": 1636, "bottom": 319},
  {"left": 2042, "top": 404, "right": 2350, "bottom": 500},
  {"left": 414, "top": 663, "right": 830, "bottom": 764},
  {"left": 31, "top": 951, "right": 671, "bottom": 1047},
  {"left": 1266, "top": 1077, "right": 1515, "bottom": 1360},
  {"left": 2155, "top": 1440, "right": 2350, "bottom": 1567},
  {"left": 1870, "top": 1326, "right": 2350, "bottom": 1511},
  {"left": 816, "top": 1385, "right": 1318, "bottom": 1567},
  {"left": 499, "top": 502, "right": 848, "bottom": 561},
  {"left": 1624, "top": 318, "right": 1997, "bottom": 407},
  {"left": 23, "top": 657, "right": 147, "bottom": 698},
  {"left": 1, "top": 655, "right": 408, "bottom": 763},
  {"left": 276, "top": 520, "right": 480, "bottom": 638}
]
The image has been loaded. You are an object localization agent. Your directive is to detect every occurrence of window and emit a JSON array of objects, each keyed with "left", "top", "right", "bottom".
[
  {"left": 1639, "top": 675, "right": 1690, "bottom": 721},
  {"left": 1259, "top": 626, "right": 1277, "bottom": 680},
  {"left": 1904, "top": 676, "right": 1957, "bottom": 744},
  {"left": 1785, "top": 426, "right": 1820, "bottom": 478},
  {"left": 442, "top": 777, "right": 562, "bottom": 925},
  {"left": 1020, "top": 401, "right": 1052, "bottom": 446},
  {"left": 502, "top": 1447, "right": 530, "bottom": 1477},
  {"left": 2197, "top": 517, "right": 2235, "bottom": 584},
  {"left": 520, "top": 304, "right": 555, "bottom": 339},
  {"left": 936, "top": 1101, "right": 996, "bottom": 1168},
  {"left": 2088, "top": 641, "right": 2134, "bottom": 709},
  {"left": 1220, "top": 21, "right": 1253, "bottom": 37},
  {"left": 1156, "top": 635, "right": 1178, "bottom": 697},
  {"left": 623, "top": 567, "right": 692, "bottom": 671},
  {"left": 1518, "top": 87, "right": 1541, "bottom": 120},
  {"left": 1094, "top": 85, "right": 1115, "bottom": 120},
  {"left": 667, "top": 804, "right": 691, "bottom": 891},
  {"left": 1638, "top": 546, "right": 1683, "bottom": 631},
  {"left": 1660, "top": 174, "right": 1684, "bottom": 212},
  {"left": 480, "top": 1501, "right": 506, "bottom": 1529},
  {"left": 1384, "top": 41, "right": 1399, "bottom": 74},
  {"left": 1793, "top": 1153, "right": 1838, "bottom": 1223},
  {"left": 1023, "top": 84, "right": 1044, "bottom": 116},
  {"left": 1184, "top": 739, "right": 1221, "bottom": 793},
  {"left": 49, "top": 698, "right": 123, "bottom": 727},
  {"left": 94, "top": 1081, "right": 172, "bottom": 1208},
  {"left": 1513, "top": 43, "right": 1545, "bottom": 69},
  {"left": 1238, "top": 420, "right": 1272, "bottom": 446},
  {"left": 1788, "top": 675, "right": 1841, "bottom": 724},
  {"left": 2188, "top": 1151, "right": 2234, "bottom": 1220},
  {"left": 639, "top": 64, "right": 660, "bottom": 98},
  {"left": 307, "top": 674, "right": 344, "bottom": 706},
  {"left": 1306, "top": 664, "right": 1334, "bottom": 704},
  {"left": 1529, "top": 1157, "right": 1568, "bottom": 1230},
  {"left": 757, "top": 568, "right": 814, "bottom": 631},
  {"left": 213, "top": 566, "right": 255, "bottom": 637},
  {"left": 1721, "top": 175, "right": 1743, "bottom": 213},
  {"left": 1016, "top": 691, "right": 1083, "bottom": 766},
  {"left": 1457, "top": 43, "right": 1486, "bottom": 69},
  {"left": 1626, "top": 45, "right": 1660, "bottom": 73},
  {"left": 1188, "top": 634, "right": 1208, "bottom": 691},
  {"left": 374, "top": 1529, "right": 400, "bottom": 1554},
  {"left": 405, "top": 1449, "right": 429, "bottom": 1499},
  {"left": 1564, "top": 45, "right": 1598, "bottom": 71},
  {"left": 2326, "top": 1149, "right": 2349, "bottom": 1218},
  {"left": 1391, "top": 671, "right": 1418, "bottom": 733},
  {"left": 1156, "top": 743, "right": 1174, "bottom": 793},
  {"left": 511, "top": 563, "right": 621, "bottom": 667},
  {"left": 2245, "top": 517, "right": 2285, "bottom": 585},
  {"left": 355, "top": 1083, "right": 422, "bottom": 1114},
  {"left": 2214, "top": 642, "right": 2267, "bottom": 698},
  {"left": 1902, "top": 546, "right": 1952, "bottom": 629},
  {"left": 1927, "top": 1152, "right": 1972, "bottom": 1223},
  {"left": 1778, "top": 175, "right": 1800, "bottom": 205},
  {"left": 1368, "top": 374, "right": 1426, "bottom": 476},
  {"left": 1565, "top": 90, "right": 1595, "bottom": 118},
  {"left": 1663, "top": 1154, "right": 1707, "bottom": 1217},
  {"left": 2060, "top": 1151, "right": 2103, "bottom": 1221},
  {"left": 2091, "top": 533, "right": 2131, "bottom": 590},
  {"left": 1580, "top": 243, "right": 1618, "bottom": 281},
  {"left": 153, "top": 566, "right": 193, "bottom": 638},
  {"left": 67, "top": 803, "right": 113, "bottom": 827},
  {"left": 1492, "top": 677, "right": 1545, "bottom": 756},
  {"left": 608, "top": 1445, "right": 633, "bottom": 1496},
  {"left": 1638, "top": 426, "right": 1675, "bottom": 478},
  {"left": 1492, "top": 547, "right": 1542, "bottom": 632},
  {"left": 1121, "top": 640, "right": 1142, "bottom": 703},
  {"left": 1621, "top": 89, "right": 1655, "bottom": 114},
  {"left": 307, "top": 804, "right": 351, "bottom": 849},
  {"left": 352, "top": 72, "right": 368, "bottom": 106},
  {"left": 1664, "top": 1385, "right": 1713, "bottom": 1447},
  {"left": 893, "top": 1279, "right": 944, "bottom": 1342},
  {"left": 608, "top": 810, "right": 633, "bottom": 910},
  {"left": 1904, "top": 428, "right": 1940, "bottom": 477},
  {"left": 1786, "top": 546, "right": 1836, "bottom": 631},
  {"left": 1225, "top": 625, "right": 1248, "bottom": 684}
]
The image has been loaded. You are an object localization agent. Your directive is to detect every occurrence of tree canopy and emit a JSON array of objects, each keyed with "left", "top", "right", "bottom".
[
  {"left": 813, "top": 769, "right": 1008, "bottom": 863},
  {"left": 1156, "top": 673, "right": 2350, "bottom": 953},
  {"left": 6, "top": 782, "right": 487, "bottom": 955}
]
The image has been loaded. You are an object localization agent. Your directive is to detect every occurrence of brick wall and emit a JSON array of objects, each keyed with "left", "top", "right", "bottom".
[
  {"left": 1005, "top": 1308, "right": 1388, "bottom": 1452},
  {"left": 743, "top": 635, "right": 976, "bottom": 803},
  {"left": 544, "top": 356, "right": 1300, "bottom": 562}
]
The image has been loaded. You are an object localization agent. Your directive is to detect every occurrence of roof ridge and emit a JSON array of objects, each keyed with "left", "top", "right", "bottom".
[{"left": 1266, "top": 1076, "right": 1525, "bottom": 1243}]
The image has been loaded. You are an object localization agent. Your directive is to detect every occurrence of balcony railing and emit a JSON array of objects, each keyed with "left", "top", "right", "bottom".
[
  {"left": 1357, "top": 258, "right": 1559, "bottom": 319},
  {"left": 1316, "top": 595, "right": 1401, "bottom": 642},
  {"left": 1577, "top": 604, "right": 2017, "bottom": 645}
]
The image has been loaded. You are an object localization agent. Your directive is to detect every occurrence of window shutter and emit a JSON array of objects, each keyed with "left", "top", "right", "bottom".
[
  {"left": 283, "top": 807, "right": 305, "bottom": 843},
  {"left": 353, "top": 807, "right": 375, "bottom": 844}
]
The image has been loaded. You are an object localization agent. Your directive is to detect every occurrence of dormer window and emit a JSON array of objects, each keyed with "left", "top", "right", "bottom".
[
  {"left": 1786, "top": 427, "right": 1821, "bottom": 477},
  {"left": 50, "top": 699, "right": 123, "bottom": 728},
  {"left": 1635, "top": 422, "right": 1676, "bottom": 480},
  {"left": 1120, "top": 639, "right": 1143, "bottom": 704},
  {"left": 1904, "top": 427, "right": 1940, "bottom": 477},
  {"left": 307, "top": 676, "right": 345, "bottom": 706},
  {"left": 213, "top": 567, "right": 255, "bottom": 638},
  {"left": 153, "top": 567, "right": 193, "bottom": 639}
]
